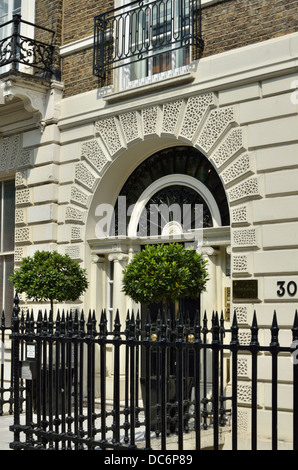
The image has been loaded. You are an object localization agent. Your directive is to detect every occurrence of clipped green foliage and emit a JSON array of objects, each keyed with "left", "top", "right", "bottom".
[
  {"left": 9, "top": 251, "right": 89, "bottom": 310},
  {"left": 122, "top": 243, "right": 209, "bottom": 306}
]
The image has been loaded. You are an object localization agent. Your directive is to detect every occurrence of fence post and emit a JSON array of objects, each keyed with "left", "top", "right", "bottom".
[
  {"left": 270, "top": 311, "right": 279, "bottom": 451},
  {"left": 292, "top": 311, "right": 298, "bottom": 451},
  {"left": 144, "top": 309, "right": 152, "bottom": 450},
  {"left": 9, "top": 293, "right": 20, "bottom": 450},
  {"left": 212, "top": 312, "right": 220, "bottom": 450},
  {"left": 250, "top": 311, "right": 259, "bottom": 451},
  {"left": 230, "top": 311, "right": 239, "bottom": 450}
]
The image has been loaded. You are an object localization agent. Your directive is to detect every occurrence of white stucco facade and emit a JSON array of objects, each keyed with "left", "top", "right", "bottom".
[{"left": 1, "top": 29, "right": 298, "bottom": 447}]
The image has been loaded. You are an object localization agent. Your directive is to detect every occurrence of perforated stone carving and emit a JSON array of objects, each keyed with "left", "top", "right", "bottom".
[
  {"left": 228, "top": 177, "right": 260, "bottom": 203},
  {"left": 232, "top": 255, "right": 249, "bottom": 273},
  {"left": 80, "top": 140, "right": 108, "bottom": 175},
  {"left": 70, "top": 185, "right": 90, "bottom": 208},
  {"left": 238, "top": 358, "right": 249, "bottom": 377},
  {"left": 0, "top": 134, "right": 31, "bottom": 173},
  {"left": 95, "top": 117, "right": 124, "bottom": 157},
  {"left": 197, "top": 107, "right": 235, "bottom": 154},
  {"left": 238, "top": 330, "right": 251, "bottom": 346},
  {"left": 70, "top": 225, "right": 83, "bottom": 242},
  {"left": 221, "top": 153, "right": 255, "bottom": 185},
  {"left": 15, "top": 208, "right": 26, "bottom": 225},
  {"left": 74, "top": 162, "right": 97, "bottom": 192},
  {"left": 119, "top": 111, "right": 141, "bottom": 144},
  {"left": 15, "top": 227, "right": 31, "bottom": 244},
  {"left": 142, "top": 106, "right": 160, "bottom": 136},
  {"left": 15, "top": 170, "right": 27, "bottom": 188},
  {"left": 8, "top": 134, "right": 21, "bottom": 170},
  {"left": 231, "top": 204, "right": 249, "bottom": 226},
  {"left": 14, "top": 246, "right": 24, "bottom": 263},
  {"left": 18, "top": 149, "right": 33, "bottom": 169},
  {"left": 0, "top": 137, "right": 10, "bottom": 172},
  {"left": 65, "top": 206, "right": 86, "bottom": 224},
  {"left": 211, "top": 128, "right": 245, "bottom": 169},
  {"left": 16, "top": 188, "right": 32, "bottom": 206},
  {"left": 162, "top": 100, "right": 183, "bottom": 135},
  {"left": 65, "top": 244, "right": 81, "bottom": 260},
  {"left": 234, "top": 306, "right": 249, "bottom": 324},
  {"left": 237, "top": 384, "right": 252, "bottom": 405},
  {"left": 237, "top": 410, "right": 248, "bottom": 433},
  {"left": 233, "top": 228, "right": 258, "bottom": 248},
  {"left": 179, "top": 94, "right": 214, "bottom": 141}
]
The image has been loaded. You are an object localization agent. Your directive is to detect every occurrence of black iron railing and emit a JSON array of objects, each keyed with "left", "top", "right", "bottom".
[
  {"left": 0, "top": 312, "right": 13, "bottom": 416},
  {"left": 7, "top": 292, "right": 298, "bottom": 451},
  {"left": 93, "top": 0, "right": 204, "bottom": 79},
  {"left": 0, "top": 14, "right": 60, "bottom": 80}
]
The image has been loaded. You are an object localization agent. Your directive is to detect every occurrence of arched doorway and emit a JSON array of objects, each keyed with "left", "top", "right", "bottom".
[
  {"left": 112, "top": 145, "right": 231, "bottom": 319},
  {"left": 87, "top": 144, "right": 231, "bottom": 400},
  {"left": 111, "top": 145, "right": 230, "bottom": 425},
  {"left": 88, "top": 144, "right": 231, "bottom": 321}
]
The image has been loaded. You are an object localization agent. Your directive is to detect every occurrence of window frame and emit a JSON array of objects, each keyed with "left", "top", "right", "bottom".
[
  {"left": 120, "top": 0, "right": 192, "bottom": 89},
  {"left": 0, "top": 0, "right": 36, "bottom": 75},
  {"left": 0, "top": 179, "right": 15, "bottom": 317}
]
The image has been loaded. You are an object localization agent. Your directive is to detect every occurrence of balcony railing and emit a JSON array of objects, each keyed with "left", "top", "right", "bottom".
[
  {"left": 93, "top": 0, "right": 204, "bottom": 80},
  {"left": 0, "top": 14, "right": 60, "bottom": 81}
]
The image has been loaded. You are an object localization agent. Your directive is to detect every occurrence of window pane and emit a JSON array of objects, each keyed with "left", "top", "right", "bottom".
[
  {"left": 13, "top": 0, "right": 21, "bottom": 15},
  {"left": 0, "top": 1, "right": 9, "bottom": 21},
  {"left": 3, "top": 180, "right": 15, "bottom": 252}
]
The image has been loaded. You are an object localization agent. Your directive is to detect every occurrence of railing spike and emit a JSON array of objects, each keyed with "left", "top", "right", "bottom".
[
  {"left": 292, "top": 310, "right": 298, "bottom": 342},
  {"left": 231, "top": 310, "right": 239, "bottom": 346},
  {"left": 250, "top": 310, "right": 259, "bottom": 346}
]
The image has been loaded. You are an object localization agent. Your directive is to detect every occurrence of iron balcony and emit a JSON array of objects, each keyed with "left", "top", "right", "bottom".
[
  {"left": 0, "top": 14, "right": 60, "bottom": 81},
  {"left": 93, "top": 0, "right": 204, "bottom": 80}
]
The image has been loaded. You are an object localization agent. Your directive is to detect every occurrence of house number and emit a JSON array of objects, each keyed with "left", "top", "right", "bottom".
[{"left": 277, "top": 281, "right": 298, "bottom": 298}]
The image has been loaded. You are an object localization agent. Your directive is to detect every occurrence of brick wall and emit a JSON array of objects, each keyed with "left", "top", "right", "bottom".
[
  {"left": 34, "top": 0, "right": 298, "bottom": 97},
  {"left": 35, "top": 0, "right": 63, "bottom": 70},
  {"left": 62, "top": 0, "right": 113, "bottom": 44},
  {"left": 202, "top": 0, "right": 298, "bottom": 57}
]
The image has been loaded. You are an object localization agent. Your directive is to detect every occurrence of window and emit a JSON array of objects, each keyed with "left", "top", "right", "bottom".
[
  {"left": 0, "top": 0, "right": 22, "bottom": 26},
  {"left": 0, "top": 180, "right": 15, "bottom": 317},
  {"left": 0, "top": 0, "right": 35, "bottom": 74},
  {"left": 93, "top": 0, "right": 203, "bottom": 88},
  {"left": 126, "top": 0, "right": 191, "bottom": 87}
]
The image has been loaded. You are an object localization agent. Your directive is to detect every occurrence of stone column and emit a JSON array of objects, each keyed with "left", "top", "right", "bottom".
[
  {"left": 108, "top": 252, "right": 129, "bottom": 325},
  {"left": 90, "top": 255, "right": 105, "bottom": 314},
  {"left": 107, "top": 252, "right": 129, "bottom": 400},
  {"left": 198, "top": 247, "right": 219, "bottom": 316}
]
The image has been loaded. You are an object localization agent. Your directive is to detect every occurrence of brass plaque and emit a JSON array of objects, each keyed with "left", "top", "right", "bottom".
[
  {"left": 233, "top": 280, "right": 258, "bottom": 300},
  {"left": 224, "top": 287, "right": 231, "bottom": 321}
]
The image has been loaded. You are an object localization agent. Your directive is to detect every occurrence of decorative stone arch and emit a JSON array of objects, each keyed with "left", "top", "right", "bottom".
[{"left": 66, "top": 91, "right": 262, "bottom": 278}]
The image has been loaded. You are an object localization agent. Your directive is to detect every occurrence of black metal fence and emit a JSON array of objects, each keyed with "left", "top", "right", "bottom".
[
  {"left": 4, "top": 294, "right": 298, "bottom": 450},
  {"left": 0, "top": 312, "right": 14, "bottom": 416}
]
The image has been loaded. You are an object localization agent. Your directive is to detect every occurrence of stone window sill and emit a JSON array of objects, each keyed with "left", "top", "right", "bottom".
[{"left": 103, "top": 72, "right": 196, "bottom": 104}]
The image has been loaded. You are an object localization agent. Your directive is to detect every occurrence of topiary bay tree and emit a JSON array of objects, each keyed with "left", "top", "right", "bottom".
[
  {"left": 122, "top": 243, "right": 209, "bottom": 431},
  {"left": 9, "top": 250, "right": 89, "bottom": 313},
  {"left": 122, "top": 243, "right": 209, "bottom": 310}
]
